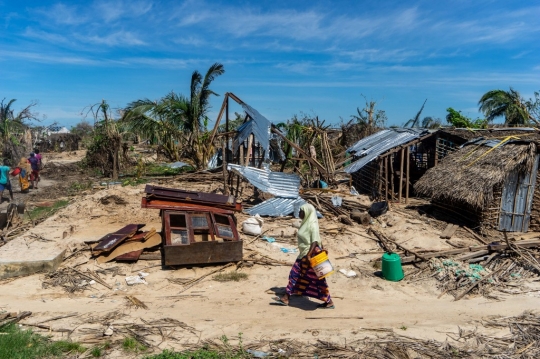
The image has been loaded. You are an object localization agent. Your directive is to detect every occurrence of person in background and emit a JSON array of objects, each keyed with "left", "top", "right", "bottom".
[
  {"left": 28, "top": 152, "right": 40, "bottom": 190},
  {"left": 272, "top": 203, "right": 335, "bottom": 309},
  {"left": 34, "top": 148, "right": 42, "bottom": 169},
  {"left": 0, "top": 159, "right": 14, "bottom": 204},
  {"left": 16, "top": 157, "right": 31, "bottom": 192}
]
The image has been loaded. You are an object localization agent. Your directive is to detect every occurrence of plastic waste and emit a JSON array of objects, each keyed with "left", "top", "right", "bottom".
[
  {"left": 339, "top": 269, "right": 357, "bottom": 278},
  {"left": 280, "top": 247, "right": 298, "bottom": 254},
  {"left": 242, "top": 215, "right": 264, "bottom": 235},
  {"left": 246, "top": 350, "right": 270, "bottom": 358},
  {"left": 262, "top": 236, "right": 276, "bottom": 243},
  {"left": 350, "top": 186, "right": 359, "bottom": 196},
  {"left": 104, "top": 326, "right": 114, "bottom": 336},
  {"left": 331, "top": 195, "right": 343, "bottom": 207},
  {"left": 125, "top": 274, "right": 148, "bottom": 286}
]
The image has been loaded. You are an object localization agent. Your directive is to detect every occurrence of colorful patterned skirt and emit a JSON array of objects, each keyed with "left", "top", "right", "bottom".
[{"left": 285, "top": 249, "right": 331, "bottom": 303}]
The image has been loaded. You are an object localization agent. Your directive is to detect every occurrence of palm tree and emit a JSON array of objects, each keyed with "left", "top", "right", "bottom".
[
  {"left": 184, "top": 63, "right": 225, "bottom": 168},
  {"left": 478, "top": 88, "right": 539, "bottom": 125},
  {"left": 0, "top": 98, "right": 37, "bottom": 159},
  {"left": 122, "top": 92, "right": 189, "bottom": 161},
  {"left": 122, "top": 63, "right": 225, "bottom": 169}
]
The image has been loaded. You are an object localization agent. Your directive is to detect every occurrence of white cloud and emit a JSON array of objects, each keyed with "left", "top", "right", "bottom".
[{"left": 77, "top": 31, "right": 146, "bottom": 46}]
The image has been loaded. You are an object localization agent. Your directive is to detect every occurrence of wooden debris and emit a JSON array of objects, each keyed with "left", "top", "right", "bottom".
[
  {"left": 440, "top": 224, "right": 458, "bottom": 239},
  {"left": 125, "top": 295, "right": 149, "bottom": 310}
]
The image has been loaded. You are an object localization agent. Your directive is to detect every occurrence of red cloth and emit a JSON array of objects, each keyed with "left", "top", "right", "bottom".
[{"left": 30, "top": 170, "right": 39, "bottom": 181}]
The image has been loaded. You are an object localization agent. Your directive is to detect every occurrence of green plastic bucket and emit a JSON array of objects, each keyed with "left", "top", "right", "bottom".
[{"left": 381, "top": 252, "right": 404, "bottom": 281}]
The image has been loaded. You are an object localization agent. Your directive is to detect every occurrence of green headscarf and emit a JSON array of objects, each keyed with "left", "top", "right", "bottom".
[{"left": 297, "top": 203, "right": 321, "bottom": 258}]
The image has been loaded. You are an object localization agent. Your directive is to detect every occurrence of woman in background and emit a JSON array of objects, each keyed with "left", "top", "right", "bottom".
[
  {"left": 28, "top": 152, "right": 40, "bottom": 189},
  {"left": 16, "top": 157, "right": 31, "bottom": 192}
]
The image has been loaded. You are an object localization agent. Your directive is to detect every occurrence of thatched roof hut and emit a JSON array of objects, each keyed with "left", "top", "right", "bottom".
[{"left": 415, "top": 139, "right": 540, "bottom": 232}]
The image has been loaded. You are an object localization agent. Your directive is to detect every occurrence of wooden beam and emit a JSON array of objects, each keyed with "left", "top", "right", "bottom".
[
  {"left": 271, "top": 127, "right": 328, "bottom": 176},
  {"left": 208, "top": 93, "right": 229, "bottom": 147}
]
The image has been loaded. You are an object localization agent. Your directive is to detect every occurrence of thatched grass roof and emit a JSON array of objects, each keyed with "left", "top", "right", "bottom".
[
  {"left": 438, "top": 128, "right": 540, "bottom": 142},
  {"left": 415, "top": 140, "right": 539, "bottom": 209}
]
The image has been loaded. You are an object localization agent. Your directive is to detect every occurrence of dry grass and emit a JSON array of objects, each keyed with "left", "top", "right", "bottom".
[{"left": 213, "top": 272, "right": 248, "bottom": 282}]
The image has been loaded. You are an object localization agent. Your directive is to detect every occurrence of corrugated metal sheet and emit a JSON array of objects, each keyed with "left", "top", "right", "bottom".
[
  {"left": 246, "top": 197, "right": 306, "bottom": 217},
  {"left": 344, "top": 128, "right": 427, "bottom": 174},
  {"left": 232, "top": 102, "right": 272, "bottom": 161},
  {"left": 499, "top": 154, "right": 539, "bottom": 232},
  {"left": 227, "top": 164, "right": 300, "bottom": 198}
]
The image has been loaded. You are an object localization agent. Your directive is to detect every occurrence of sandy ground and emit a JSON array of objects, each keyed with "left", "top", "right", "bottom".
[{"left": 1, "top": 154, "right": 540, "bottom": 357}]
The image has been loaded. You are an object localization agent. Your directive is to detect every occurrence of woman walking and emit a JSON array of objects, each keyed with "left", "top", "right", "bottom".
[
  {"left": 272, "top": 203, "right": 335, "bottom": 309},
  {"left": 28, "top": 152, "right": 40, "bottom": 189},
  {"left": 16, "top": 157, "right": 31, "bottom": 193}
]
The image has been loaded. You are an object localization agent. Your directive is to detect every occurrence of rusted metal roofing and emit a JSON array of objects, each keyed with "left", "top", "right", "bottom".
[
  {"left": 93, "top": 224, "right": 145, "bottom": 252},
  {"left": 144, "top": 185, "right": 241, "bottom": 211},
  {"left": 344, "top": 128, "right": 428, "bottom": 173},
  {"left": 227, "top": 164, "right": 300, "bottom": 198}
]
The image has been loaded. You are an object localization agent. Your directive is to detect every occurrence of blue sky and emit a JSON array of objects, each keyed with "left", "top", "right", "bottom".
[{"left": 1, "top": 0, "right": 539, "bottom": 128}]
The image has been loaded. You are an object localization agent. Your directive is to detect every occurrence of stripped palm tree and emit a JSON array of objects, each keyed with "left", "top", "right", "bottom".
[{"left": 478, "top": 88, "right": 539, "bottom": 125}]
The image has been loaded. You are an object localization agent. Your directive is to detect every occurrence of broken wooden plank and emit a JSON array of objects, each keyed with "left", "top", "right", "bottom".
[
  {"left": 400, "top": 245, "right": 489, "bottom": 264},
  {"left": 454, "top": 250, "right": 490, "bottom": 261},
  {"left": 93, "top": 224, "right": 145, "bottom": 252},
  {"left": 115, "top": 249, "right": 144, "bottom": 262},
  {"left": 440, "top": 224, "right": 459, "bottom": 239},
  {"left": 96, "top": 233, "right": 161, "bottom": 264},
  {"left": 488, "top": 239, "right": 540, "bottom": 251}
]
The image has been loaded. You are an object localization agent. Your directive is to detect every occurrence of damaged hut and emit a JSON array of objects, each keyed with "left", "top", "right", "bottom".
[
  {"left": 343, "top": 128, "right": 436, "bottom": 203},
  {"left": 415, "top": 137, "right": 540, "bottom": 232}
]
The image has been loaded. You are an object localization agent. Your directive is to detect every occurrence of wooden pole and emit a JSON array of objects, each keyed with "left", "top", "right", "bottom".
[
  {"left": 406, "top": 145, "right": 410, "bottom": 204},
  {"left": 208, "top": 93, "right": 229, "bottom": 146},
  {"left": 280, "top": 143, "right": 291, "bottom": 172},
  {"left": 239, "top": 144, "right": 244, "bottom": 166},
  {"left": 384, "top": 156, "right": 389, "bottom": 202},
  {"left": 390, "top": 154, "right": 395, "bottom": 202},
  {"left": 271, "top": 127, "right": 328, "bottom": 176},
  {"left": 225, "top": 96, "right": 229, "bottom": 163},
  {"left": 221, "top": 140, "right": 228, "bottom": 195},
  {"left": 378, "top": 159, "right": 383, "bottom": 199},
  {"left": 399, "top": 148, "right": 404, "bottom": 204},
  {"left": 246, "top": 134, "right": 253, "bottom": 167}
]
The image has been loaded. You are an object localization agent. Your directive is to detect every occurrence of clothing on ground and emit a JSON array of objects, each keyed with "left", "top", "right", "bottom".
[
  {"left": 285, "top": 246, "right": 331, "bottom": 303},
  {"left": 296, "top": 203, "right": 321, "bottom": 258}
]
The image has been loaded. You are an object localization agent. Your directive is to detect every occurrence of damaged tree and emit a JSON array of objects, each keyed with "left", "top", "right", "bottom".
[
  {"left": 84, "top": 100, "right": 122, "bottom": 179},
  {"left": 0, "top": 98, "right": 39, "bottom": 161}
]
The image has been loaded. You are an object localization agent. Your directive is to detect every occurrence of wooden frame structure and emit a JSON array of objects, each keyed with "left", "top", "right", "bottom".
[
  {"left": 351, "top": 132, "right": 437, "bottom": 204},
  {"left": 141, "top": 185, "right": 242, "bottom": 266}
]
